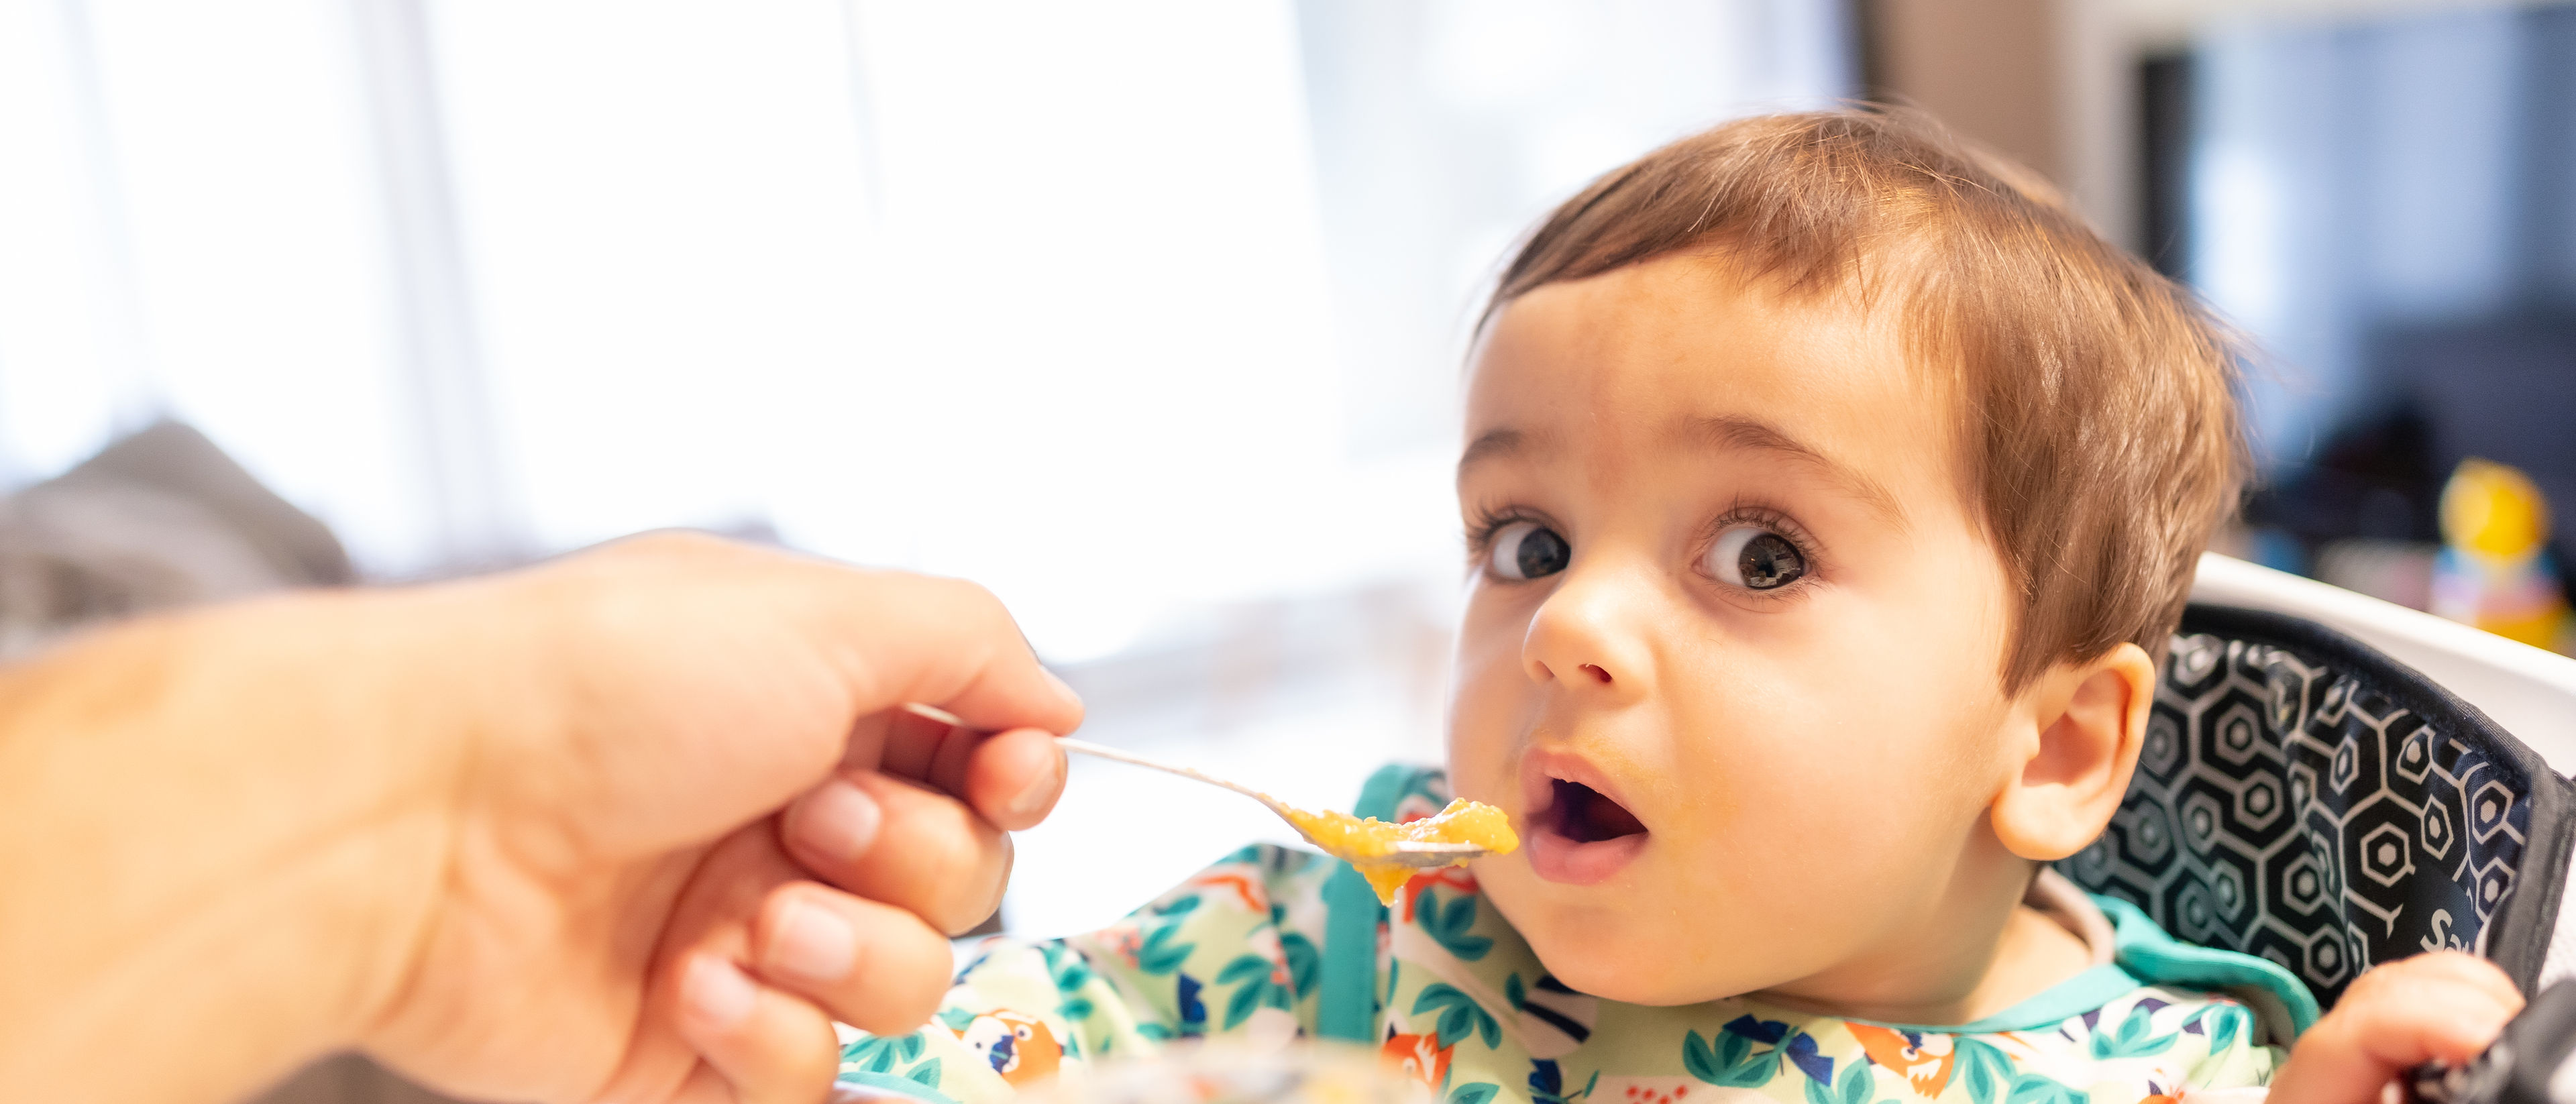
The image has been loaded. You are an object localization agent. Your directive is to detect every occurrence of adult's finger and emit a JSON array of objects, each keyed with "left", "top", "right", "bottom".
[
  {"left": 857, "top": 708, "right": 1067, "bottom": 832},
  {"left": 786, "top": 569, "right": 1083, "bottom": 741},
  {"left": 748, "top": 883, "right": 954, "bottom": 1036},
  {"left": 580, "top": 534, "right": 1082, "bottom": 763},
  {"left": 672, "top": 952, "right": 841, "bottom": 1104},
  {"left": 781, "top": 771, "right": 1011, "bottom": 935},
  {"left": 957, "top": 727, "right": 1067, "bottom": 831}
]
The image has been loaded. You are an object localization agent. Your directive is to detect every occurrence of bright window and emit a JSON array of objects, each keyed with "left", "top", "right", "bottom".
[{"left": 0, "top": 0, "right": 1852, "bottom": 934}]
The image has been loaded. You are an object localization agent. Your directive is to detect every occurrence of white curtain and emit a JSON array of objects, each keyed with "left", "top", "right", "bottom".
[
  {"left": 0, "top": 0, "right": 1851, "bottom": 667},
  {"left": 0, "top": 0, "right": 1851, "bottom": 935}
]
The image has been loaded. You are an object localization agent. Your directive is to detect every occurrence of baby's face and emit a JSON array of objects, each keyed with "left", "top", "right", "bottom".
[{"left": 1448, "top": 253, "right": 2026, "bottom": 1005}]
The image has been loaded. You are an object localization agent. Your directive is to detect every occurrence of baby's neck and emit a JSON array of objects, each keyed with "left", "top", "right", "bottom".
[{"left": 1748, "top": 872, "right": 2098, "bottom": 1026}]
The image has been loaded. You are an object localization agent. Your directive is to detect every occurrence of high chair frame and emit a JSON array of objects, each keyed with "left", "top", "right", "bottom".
[{"left": 2063, "top": 554, "right": 2576, "bottom": 1007}]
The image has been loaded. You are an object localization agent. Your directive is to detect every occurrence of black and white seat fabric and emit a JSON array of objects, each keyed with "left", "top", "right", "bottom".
[{"left": 2060, "top": 604, "right": 2576, "bottom": 1009}]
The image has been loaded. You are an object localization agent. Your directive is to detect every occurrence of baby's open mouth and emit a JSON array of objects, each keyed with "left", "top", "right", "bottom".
[
  {"left": 1546, "top": 777, "right": 1647, "bottom": 843},
  {"left": 1519, "top": 751, "right": 1652, "bottom": 885}
]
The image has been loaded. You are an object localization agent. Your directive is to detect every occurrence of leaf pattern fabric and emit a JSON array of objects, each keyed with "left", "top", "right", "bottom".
[{"left": 839, "top": 771, "right": 2294, "bottom": 1104}]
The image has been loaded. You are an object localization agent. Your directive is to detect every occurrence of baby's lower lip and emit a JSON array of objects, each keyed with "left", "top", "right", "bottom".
[{"left": 1526, "top": 824, "right": 1648, "bottom": 885}]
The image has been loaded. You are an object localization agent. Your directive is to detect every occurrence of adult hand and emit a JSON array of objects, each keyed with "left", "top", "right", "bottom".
[{"left": 0, "top": 532, "right": 1083, "bottom": 1104}]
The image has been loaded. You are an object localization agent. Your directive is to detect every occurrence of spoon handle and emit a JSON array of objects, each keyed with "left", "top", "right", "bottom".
[
  {"left": 902, "top": 706, "right": 1297, "bottom": 818},
  {"left": 1054, "top": 736, "right": 1297, "bottom": 818}
]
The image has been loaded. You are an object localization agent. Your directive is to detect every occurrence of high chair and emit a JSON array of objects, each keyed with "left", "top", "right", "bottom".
[{"left": 2057, "top": 553, "right": 2576, "bottom": 1009}]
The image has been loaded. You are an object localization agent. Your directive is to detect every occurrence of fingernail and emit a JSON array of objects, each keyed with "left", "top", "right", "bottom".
[
  {"left": 1008, "top": 744, "right": 1067, "bottom": 822},
  {"left": 792, "top": 778, "right": 882, "bottom": 863},
  {"left": 681, "top": 955, "right": 757, "bottom": 1029},
  {"left": 766, "top": 898, "right": 857, "bottom": 983},
  {"left": 1042, "top": 666, "right": 1077, "bottom": 704}
]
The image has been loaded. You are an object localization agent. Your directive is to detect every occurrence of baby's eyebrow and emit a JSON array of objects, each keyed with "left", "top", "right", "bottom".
[
  {"left": 1680, "top": 415, "right": 1909, "bottom": 530},
  {"left": 1456, "top": 427, "right": 1540, "bottom": 480}
]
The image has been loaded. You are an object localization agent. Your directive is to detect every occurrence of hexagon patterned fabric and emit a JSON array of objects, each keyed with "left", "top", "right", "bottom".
[{"left": 2059, "top": 605, "right": 2575, "bottom": 1009}]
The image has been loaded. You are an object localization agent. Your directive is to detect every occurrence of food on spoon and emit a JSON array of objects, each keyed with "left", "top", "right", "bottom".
[{"left": 1285, "top": 799, "right": 1519, "bottom": 904}]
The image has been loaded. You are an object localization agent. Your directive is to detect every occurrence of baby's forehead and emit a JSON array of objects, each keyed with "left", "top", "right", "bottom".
[{"left": 1462, "top": 256, "right": 1965, "bottom": 504}]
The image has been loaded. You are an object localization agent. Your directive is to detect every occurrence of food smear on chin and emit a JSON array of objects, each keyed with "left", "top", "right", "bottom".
[{"left": 1285, "top": 799, "right": 1520, "bottom": 904}]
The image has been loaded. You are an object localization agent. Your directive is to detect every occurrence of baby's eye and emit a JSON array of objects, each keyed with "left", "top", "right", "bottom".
[
  {"left": 1488, "top": 520, "right": 1570, "bottom": 581},
  {"left": 1707, "top": 526, "right": 1806, "bottom": 590}
]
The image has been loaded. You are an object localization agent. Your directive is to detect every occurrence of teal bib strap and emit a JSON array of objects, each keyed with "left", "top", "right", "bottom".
[
  {"left": 1318, "top": 866, "right": 1385, "bottom": 1042},
  {"left": 1316, "top": 764, "right": 1418, "bottom": 1043},
  {"left": 2099, "top": 894, "right": 2322, "bottom": 1036}
]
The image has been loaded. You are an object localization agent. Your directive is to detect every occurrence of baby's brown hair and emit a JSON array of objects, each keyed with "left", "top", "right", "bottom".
[{"left": 1487, "top": 107, "right": 2245, "bottom": 693}]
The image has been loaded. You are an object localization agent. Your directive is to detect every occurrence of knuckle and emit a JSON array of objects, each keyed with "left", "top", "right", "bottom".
[
  {"left": 864, "top": 985, "right": 943, "bottom": 1036},
  {"left": 762, "top": 1036, "right": 840, "bottom": 1103},
  {"left": 943, "top": 859, "right": 1010, "bottom": 938},
  {"left": 887, "top": 960, "right": 947, "bottom": 1026},
  {"left": 625, "top": 528, "right": 730, "bottom": 559},
  {"left": 837, "top": 780, "right": 1000, "bottom": 930},
  {"left": 921, "top": 834, "right": 1005, "bottom": 933},
  {"left": 847, "top": 922, "right": 947, "bottom": 1032},
  {"left": 941, "top": 576, "right": 1008, "bottom": 621}
]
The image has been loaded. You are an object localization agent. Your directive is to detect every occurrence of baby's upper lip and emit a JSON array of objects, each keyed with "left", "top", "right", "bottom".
[{"left": 1519, "top": 746, "right": 1647, "bottom": 829}]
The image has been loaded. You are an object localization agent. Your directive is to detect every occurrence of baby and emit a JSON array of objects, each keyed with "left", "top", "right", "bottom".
[{"left": 839, "top": 110, "right": 2522, "bottom": 1103}]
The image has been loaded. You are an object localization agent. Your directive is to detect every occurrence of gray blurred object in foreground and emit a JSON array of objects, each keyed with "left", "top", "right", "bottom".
[{"left": 0, "top": 420, "right": 354, "bottom": 656}]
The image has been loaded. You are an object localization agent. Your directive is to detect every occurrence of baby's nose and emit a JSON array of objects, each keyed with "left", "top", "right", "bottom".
[{"left": 1519, "top": 559, "right": 1657, "bottom": 699}]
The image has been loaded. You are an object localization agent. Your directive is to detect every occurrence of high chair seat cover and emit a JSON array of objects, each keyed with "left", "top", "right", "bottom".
[{"left": 2059, "top": 604, "right": 2576, "bottom": 1009}]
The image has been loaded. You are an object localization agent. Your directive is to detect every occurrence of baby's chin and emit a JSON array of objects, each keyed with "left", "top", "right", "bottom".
[
  {"left": 1520, "top": 928, "right": 1743, "bottom": 1006},
  {"left": 1482, "top": 872, "right": 1766, "bottom": 1006}
]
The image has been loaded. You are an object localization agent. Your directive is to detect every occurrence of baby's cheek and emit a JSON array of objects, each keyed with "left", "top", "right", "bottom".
[
  {"left": 1444, "top": 688, "right": 1508, "bottom": 757},
  {"left": 1442, "top": 651, "right": 1528, "bottom": 797},
  {"left": 1660, "top": 688, "right": 1980, "bottom": 934}
]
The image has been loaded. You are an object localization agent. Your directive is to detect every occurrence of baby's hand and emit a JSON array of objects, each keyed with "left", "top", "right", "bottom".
[{"left": 2269, "top": 952, "right": 2523, "bottom": 1104}]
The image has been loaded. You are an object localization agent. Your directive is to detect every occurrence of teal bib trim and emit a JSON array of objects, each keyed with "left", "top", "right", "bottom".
[
  {"left": 2098, "top": 893, "right": 2320, "bottom": 1036},
  {"left": 835, "top": 1070, "right": 960, "bottom": 1104},
  {"left": 1851, "top": 964, "right": 2143, "bottom": 1036},
  {"left": 1929, "top": 964, "right": 2150, "bottom": 1034},
  {"left": 1864, "top": 896, "right": 2319, "bottom": 1037},
  {"left": 1317, "top": 764, "right": 1414, "bottom": 1042}
]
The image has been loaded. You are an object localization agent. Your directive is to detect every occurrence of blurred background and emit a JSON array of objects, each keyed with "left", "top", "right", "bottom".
[{"left": 4, "top": 1, "right": 2575, "bottom": 1097}]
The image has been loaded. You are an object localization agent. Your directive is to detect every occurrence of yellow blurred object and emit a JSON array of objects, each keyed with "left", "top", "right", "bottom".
[
  {"left": 2440, "top": 457, "right": 2551, "bottom": 561},
  {"left": 2431, "top": 457, "right": 2571, "bottom": 653}
]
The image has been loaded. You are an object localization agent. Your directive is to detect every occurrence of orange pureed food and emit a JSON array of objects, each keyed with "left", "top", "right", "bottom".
[{"left": 1285, "top": 799, "right": 1519, "bottom": 904}]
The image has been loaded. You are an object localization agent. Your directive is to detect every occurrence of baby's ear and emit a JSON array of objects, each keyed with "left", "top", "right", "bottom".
[{"left": 1989, "top": 643, "right": 2157, "bottom": 862}]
